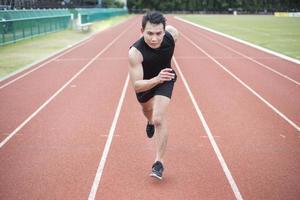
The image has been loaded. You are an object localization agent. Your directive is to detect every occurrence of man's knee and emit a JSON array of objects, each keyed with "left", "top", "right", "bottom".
[{"left": 152, "top": 115, "right": 164, "bottom": 127}]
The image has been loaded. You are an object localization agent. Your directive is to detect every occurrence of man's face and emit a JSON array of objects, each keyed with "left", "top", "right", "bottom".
[{"left": 142, "top": 22, "right": 165, "bottom": 49}]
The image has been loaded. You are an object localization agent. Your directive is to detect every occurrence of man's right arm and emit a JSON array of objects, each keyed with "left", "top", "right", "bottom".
[
  {"left": 128, "top": 47, "right": 175, "bottom": 93},
  {"left": 128, "top": 47, "right": 160, "bottom": 93}
]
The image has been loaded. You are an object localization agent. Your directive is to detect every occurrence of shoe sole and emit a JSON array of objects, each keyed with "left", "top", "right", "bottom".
[{"left": 149, "top": 173, "right": 163, "bottom": 180}]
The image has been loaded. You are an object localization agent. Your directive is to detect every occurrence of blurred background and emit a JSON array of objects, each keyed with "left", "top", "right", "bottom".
[{"left": 0, "top": 0, "right": 299, "bottom": 13}]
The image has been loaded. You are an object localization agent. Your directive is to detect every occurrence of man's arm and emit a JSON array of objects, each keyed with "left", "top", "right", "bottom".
[
  {"left": 128, "top": 47, "right": 175, "bottom": 93},
  {"left": 128, "top": 47, "right": 160, "bottom": 93},
  {"left": 166, "top": 25, "right": 179, "bottom": 42}
]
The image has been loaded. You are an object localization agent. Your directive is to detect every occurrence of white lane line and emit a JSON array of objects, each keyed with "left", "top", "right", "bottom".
[
  {"left": 175, "top": 16, "right": 300, "bottom": 65},
  {"left": 180, "top": 32, "right": 300, "bottom": 132},
  {"left": 0, "top": 23, "right": 134, "bottom": 149},
  {"left": 173, "top": 57, "right": 243, "bottom": 200},
  {"left": 55, "top": 57, "right": 128, "bottom": 62},
  {"left": 0, "top": 37, "right": 93, "bottom": 90},
  {"left": 0, "top": 17, "right": 133, "bottom": 89},
  {"left": 186, "top": 28, "right": 300, "bottom": 85},
  {"left": 88, "top": 74, "right": 129, "bottom": 200}
]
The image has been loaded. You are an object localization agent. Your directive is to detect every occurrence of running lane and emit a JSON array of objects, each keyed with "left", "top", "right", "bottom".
[
  {"left": 175, "top": 17, "right": 300, "bottom": 82},
  {"left": 0, "top": 18, "right": 133, "bottom": 142},
  {"left": 0, "top": 17, "right": 139, "bottom": 200},
  {"left": 92, "top": 16, "right": 239, "bottom": 200},
  {"left": 1, "top": 14, "right": 299, "bottom": 200},
  {"left": 171, "top": 16, "right": 300, "bottom": 199},
  {"left": 93, "top": 62, "right": 236, "bottom": 200},
  {"left": 171, "top": 17, "right": 300, "bottom": 126}
]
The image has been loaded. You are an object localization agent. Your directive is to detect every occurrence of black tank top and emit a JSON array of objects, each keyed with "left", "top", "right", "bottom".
[{"left": 131, "top": 31, "right": 175, "bottom": 80}]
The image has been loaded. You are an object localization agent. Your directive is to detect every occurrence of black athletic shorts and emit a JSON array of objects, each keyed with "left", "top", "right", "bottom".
[{"left": 136, "top": 72, "right": 177, "bottom": 103}]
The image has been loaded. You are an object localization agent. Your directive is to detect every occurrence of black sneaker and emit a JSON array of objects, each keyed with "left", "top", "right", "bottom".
[
  {"left": 146, "top": 122, "right": 155, "bottom": 138},
  {"left": 150, "top": 161, "right": 164, "bottom": 180}
]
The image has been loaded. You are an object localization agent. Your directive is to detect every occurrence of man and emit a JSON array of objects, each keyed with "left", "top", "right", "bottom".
[{"left": 128, "top": 11, "right": 179, "bottom": 180}]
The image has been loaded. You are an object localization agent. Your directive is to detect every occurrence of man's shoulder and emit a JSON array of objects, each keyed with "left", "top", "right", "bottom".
[
  {"left": 165, "top": 25, "right": 179, "bottom": 42},
  {"left": 129, "top": 46, "right": 139, "bottom": 55},
  {"left": 129, "top": 46, "right": 143, "bottom": 64}
]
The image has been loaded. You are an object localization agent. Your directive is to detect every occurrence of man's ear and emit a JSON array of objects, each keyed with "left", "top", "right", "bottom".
[{"left": 141, "top": 28, "right": 144, "bottom": 33}]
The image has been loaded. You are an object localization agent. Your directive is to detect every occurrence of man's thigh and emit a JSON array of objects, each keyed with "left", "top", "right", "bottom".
[
  {"left": 153, "top": 95, "right": 171, "bottom": 119},
  {"left": 140, "top": 97, "right": 154, "bottom": 111}
]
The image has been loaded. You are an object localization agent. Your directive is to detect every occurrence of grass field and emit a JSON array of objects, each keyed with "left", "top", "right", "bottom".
[
  {"left": 180, "top": 15, "right": 300, "bottom": 60},
  {"left": 1, "top": 14, "right": 299, "bottom": 79},
  {"left": 0, "top": 15, "right": 129, "bottom": 79}
]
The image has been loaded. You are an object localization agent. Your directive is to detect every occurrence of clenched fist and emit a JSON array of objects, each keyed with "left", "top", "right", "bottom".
[{"left": 156, "top": 68, "right": 175, "bottom": 83}]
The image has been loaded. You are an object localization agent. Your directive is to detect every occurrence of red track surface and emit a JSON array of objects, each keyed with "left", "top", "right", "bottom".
[{"left": 1, "top": 16, "right": 299, "bottom": 200}]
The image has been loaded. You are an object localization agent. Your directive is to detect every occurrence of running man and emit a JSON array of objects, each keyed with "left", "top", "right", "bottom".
[{"left": 128, "top": 11, "right": 179, "bottom": 180}]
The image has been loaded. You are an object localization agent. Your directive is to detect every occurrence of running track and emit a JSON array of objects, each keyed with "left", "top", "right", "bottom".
[{"left": 0, "top": 15, "right": 299, "bottom": 200}]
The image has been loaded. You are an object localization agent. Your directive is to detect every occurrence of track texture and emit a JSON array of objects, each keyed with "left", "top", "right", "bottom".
[{"left": 0, "top": 16, "right": 299, "bottom": 200}]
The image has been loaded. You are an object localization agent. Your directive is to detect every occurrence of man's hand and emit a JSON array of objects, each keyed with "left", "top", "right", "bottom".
[{"left": 156, "top": 68, "right": 175, "bottom": 83}]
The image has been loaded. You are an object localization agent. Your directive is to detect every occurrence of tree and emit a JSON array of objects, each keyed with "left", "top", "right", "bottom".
[
  {"left": 126, "top": 0, "right": 300, "bottom": 12},
  {"left": 102, "top": 0, "right": 124, "bottom": 8}
]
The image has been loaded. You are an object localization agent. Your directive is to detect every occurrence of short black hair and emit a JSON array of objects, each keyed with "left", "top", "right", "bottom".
[{"left": 142, "top": 11, "right": 166, "bottom": 30}]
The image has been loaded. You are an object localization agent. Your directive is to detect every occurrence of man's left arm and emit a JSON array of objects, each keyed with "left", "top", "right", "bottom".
[{"left": 166, "top": 25, "right": 179, "bottom": 42}]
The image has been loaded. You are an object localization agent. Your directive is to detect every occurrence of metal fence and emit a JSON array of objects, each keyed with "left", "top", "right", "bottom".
[
  {"left": 0, "top": 9, "right": 71, "bottom": 45},
  {"left": 0, "top": 8, "right": 128, "bottom": 46},
  {"left": 73, "top": 8, "right": 128, "bottom": 24}
]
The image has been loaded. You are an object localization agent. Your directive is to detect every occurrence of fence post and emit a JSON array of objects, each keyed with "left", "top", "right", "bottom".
[
  {"left": 22, "top": 24, "right": 25, "bottom": 39},
  {"left": 13, "top": 24, "right": 16, "bottom": 43},
  {"left": 2, "top": 31, "right": 4, "bottom": 45},
  {"left": 1, "top": 21, "right": 5, "bottom": 45},
  {"left": 38, "top": 21, "right": 40, "bottom": 34},
  {"left": 30, "top": 21, "right": 33, "bottom": 38}
]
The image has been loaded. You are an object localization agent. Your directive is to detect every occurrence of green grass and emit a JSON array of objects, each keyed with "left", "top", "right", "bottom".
[
  {"left": 179, "top": 15, "right": 300, "bottom": 60},
  {"left": 0, "top": 15, "right": 130, "bottom": 79}
]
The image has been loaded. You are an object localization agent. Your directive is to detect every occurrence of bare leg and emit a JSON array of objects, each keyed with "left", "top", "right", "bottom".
[
  {"left": 140, "top": 98, "right": 154, "bottom": 123},
  {"left": 152, "top": 95, "right": 171, "bottom": 163},
  {"left": 140, "top": 95, "right": 171, "bottom": 163}
]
